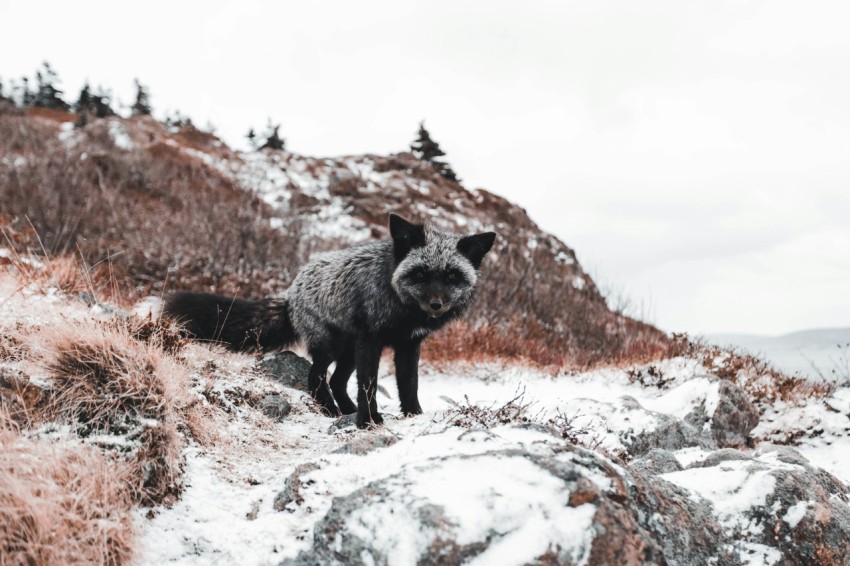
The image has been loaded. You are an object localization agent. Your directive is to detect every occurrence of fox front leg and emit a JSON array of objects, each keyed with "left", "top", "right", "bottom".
[
  {"left": 394, "top": 339, "right": 423, "bottom": 416},
  {"left": 355, "top": 334, "right": 384, "bottom": 428}
]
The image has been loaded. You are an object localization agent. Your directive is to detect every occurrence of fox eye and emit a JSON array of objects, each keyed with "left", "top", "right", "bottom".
[
  {"left": 446, "top": 271, "right": 458, "bottom": 282},
  {"left": 413, "top": 270, "right": 426, "bottom": 280}
]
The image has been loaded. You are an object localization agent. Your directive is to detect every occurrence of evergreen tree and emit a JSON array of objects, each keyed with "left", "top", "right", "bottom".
[
  {"left": 91, "top": 86, "right": 115, "bottom": 118},
  {"left": 0, "top": 79, "right": 11, "bottom": 104},
  {"left": 131, "top": 79, "right": 152, "bottom": 116},
  {"left": 0, "top": 79, "right": 14, "bottom": 113},
  {"left": 20, "top": 77, "right": 35, "bottom": 107},
  {"left": 246, "top": 128, "right": 257, "bottom": 149},
  {"left": 410, "top": 121, "right": 460, "bottom": 183},
  {"left": 410, "top": 121, "right": 446, "bottom": 161},
  {"left": 259, "top": 121, "right": 285, "bottom": 151},
  {"left": 33, "top": 62, "right": 70, "bottom": 111},
  {"left": 74, "top": 83, "right": 93, "bottom": 114}
]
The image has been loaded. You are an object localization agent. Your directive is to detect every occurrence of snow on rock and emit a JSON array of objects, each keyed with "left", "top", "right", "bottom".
[
  {"left": 663, "top": 445, "right": 850, "bottom": 564},
  {"left": 283, "top": 431, "right": 728, "bottom": 565}
]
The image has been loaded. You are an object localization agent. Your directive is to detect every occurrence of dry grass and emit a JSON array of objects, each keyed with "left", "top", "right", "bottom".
[
  {"left": 0, "top": 429, "right": 135, "bottom": 566},
  {"left": 668, "top": 333, "right": 834, "bottom": 406},
  {"left": 41, "top": 320, "right": 203, "bottom": 505},
  {"left": 423, "top": 316, "right": 672, "bottom": 371}
]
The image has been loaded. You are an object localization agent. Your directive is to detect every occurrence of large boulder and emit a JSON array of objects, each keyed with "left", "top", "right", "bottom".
[
  {"left": 283, "top": 442, "right": 728, "bottom": 565},
  {"left": 662, "top": 445, "right": 850, "bottom": 565}
]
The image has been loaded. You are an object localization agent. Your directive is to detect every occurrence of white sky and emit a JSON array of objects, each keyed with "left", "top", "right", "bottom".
[{"left": 2, "top": 0, "right": 849, "bottom": 335}]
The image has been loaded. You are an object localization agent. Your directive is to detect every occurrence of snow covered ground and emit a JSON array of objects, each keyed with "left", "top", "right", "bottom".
[
  {"left": 2, "top": 271, "right": 848, "bottom": 565},
  {"left": 133, "top": 352, "right": 850, "bottom": 565}
]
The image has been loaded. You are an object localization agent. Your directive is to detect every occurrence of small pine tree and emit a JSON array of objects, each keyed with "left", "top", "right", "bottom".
[
  {"left": 246, "top": 128, "right": 257, "bottom": 149},
  {"left": 91, "top": 87, "right": 115, "bottom": 118},
  {"left": 259, "top": 121, "right": 285, "bottom": 151},
  {"left": 131, "top": 79, "right": 152, "bottom": 116},
  {"left": 410, "top": 121, "right": 446, "bottom": 161},
  {"left": 33, "top": 62, "right": 70, "bottom": 111},
  {"left": 20, "top": 77, "right": 35, "bottom": 107},
  {"left": 410, "top": 121, "right": 460, "bottom": 183},
  {"left": 0, "top": 79, "right": 15, "bottom": 113},
  {"left": 74, "top": 83, "right": 92, "bottom": 114}
]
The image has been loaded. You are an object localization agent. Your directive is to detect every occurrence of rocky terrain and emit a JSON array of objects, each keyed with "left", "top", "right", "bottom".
[
  {"left": 1, "top": 272, "right": 848, "bottom": 565},
  {"left": 1, "top": 109, "right": 849, "bottom": 565}
]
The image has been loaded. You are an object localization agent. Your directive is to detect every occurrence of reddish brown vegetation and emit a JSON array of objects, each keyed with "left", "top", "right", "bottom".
[
  {"left": 0, "top": 431, "right": 135, "bottom": 566},
  {"left": 667, "top": 333, "right": 833, "bottom": 406}
]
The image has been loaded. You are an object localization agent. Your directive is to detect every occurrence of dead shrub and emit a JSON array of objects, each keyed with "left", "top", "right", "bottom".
[
  {"left": 669, "top": 333, "right": 834, "bottom": 406},
  {"left": 42, "top": 321, "right": 200, "bottom": 505},
  {"left": 441, "top": 387, "right": 543, "bottom": 429},
  {"left": 0, "top": 430, "right": 135, "bottom": 566}
]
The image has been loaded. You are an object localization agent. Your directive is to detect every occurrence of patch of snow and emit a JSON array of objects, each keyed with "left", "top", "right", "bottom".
[
  {"left": 555, "top": 251, "right": 575, "bottom": 265},
  {"left": 572, "top": 276, "right": 586, "bottom": 290},
  {"left": 782, "top": 501, "right": 808, "bottom": 529},
  {"left": 661, "top": 454, "right": 798, "bottom": 535},
  {"left": 108, "top": 120, "right": 134, "bottom": 150},
  {"left": 734, "top": 542, "right": 782, "bottom": 566}
]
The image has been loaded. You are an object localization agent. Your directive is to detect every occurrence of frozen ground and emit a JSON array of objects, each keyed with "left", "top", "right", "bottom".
[
  {"left": 133, "top": 352, "right": 850, "bottom": 565},
  {"left": 2, "top": 274, "right": 848, "bottom": 565}
]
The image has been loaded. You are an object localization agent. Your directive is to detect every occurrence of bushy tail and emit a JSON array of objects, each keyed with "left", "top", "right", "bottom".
[{"left": 163, "top": 292, "right": 297, "bottom": 352}]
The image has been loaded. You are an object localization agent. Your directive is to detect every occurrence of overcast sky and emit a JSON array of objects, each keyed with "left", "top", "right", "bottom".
[{"left": 2, "top": 0, "right": 849, "bottom": 336}]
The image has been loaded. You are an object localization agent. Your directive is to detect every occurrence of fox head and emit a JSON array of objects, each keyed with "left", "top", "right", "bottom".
[{"left": 389, "top": 214, "right": 497, "bottom": 318}]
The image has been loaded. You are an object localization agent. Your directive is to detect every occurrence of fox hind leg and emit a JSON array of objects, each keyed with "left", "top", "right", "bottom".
[
  {"left": 307, "top": 350, "right": 340, "bottom": 417},
  {"left": 329, "top": 345, "right": 357, "bottom": 415}
]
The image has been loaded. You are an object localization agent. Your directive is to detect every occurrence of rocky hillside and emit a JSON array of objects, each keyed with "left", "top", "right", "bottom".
[{"left": 0, "top": 109, "right": 665, "bottom": 367}]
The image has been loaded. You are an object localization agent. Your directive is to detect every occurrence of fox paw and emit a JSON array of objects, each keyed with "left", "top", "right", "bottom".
[{"left": 356, "top": 411, "right": 384, "bottom": 428}]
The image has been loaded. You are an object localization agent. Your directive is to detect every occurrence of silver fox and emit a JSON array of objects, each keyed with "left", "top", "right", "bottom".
[{"left": 164, "top": 214, "right": 496, "bottom": 427}]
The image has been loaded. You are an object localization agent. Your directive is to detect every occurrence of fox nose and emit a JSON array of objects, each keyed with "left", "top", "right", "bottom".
[{"left": 429, "top": 299, "right": 444, "bottom": 311}]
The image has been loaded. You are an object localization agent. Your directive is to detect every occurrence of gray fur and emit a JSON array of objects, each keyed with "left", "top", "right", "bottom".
[{"left": 164, "top": 214, "right": 497, "bottom": 428}]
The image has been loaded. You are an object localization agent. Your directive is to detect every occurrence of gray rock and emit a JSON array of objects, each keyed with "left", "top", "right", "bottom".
[
  {"left": 256, "top": 351, "right": 311, "bottom": 391},
  {"left": 259, "top": 394, "right": 292, "bottom": 421},
  {"left": 741, "top": 445, "right": 850, "bottom": 565},
  {"left": 624, "top": 411, "right": 710, "bottom": 457},
  {"left": 685, "top": 379, "right": 759, "bottom": 449},
  {"left": 332, "top": 433, "right": 398, "bottom": 455},
  {"left": 632, "top": 449, "right": 683, "bottom": 475},
  {"left": 690, "top": 447, "right": 753, "bottom": 468},
  {"left": 273, "top": 463, "right": 321, "bottom": 512},
  {"left": 327, "top": 414, "right": 357, "bottom": 434},
  {"left": 282, "top": 447, "right": 730, "bottom": 566}
]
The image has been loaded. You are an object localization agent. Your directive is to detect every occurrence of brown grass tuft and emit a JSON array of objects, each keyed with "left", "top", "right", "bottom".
[
  {"left": 0, "top": 430, "right": 135, "bottom": 565},
  {"left": 42, "top": 321, "right": 201, "bottom": 505}
]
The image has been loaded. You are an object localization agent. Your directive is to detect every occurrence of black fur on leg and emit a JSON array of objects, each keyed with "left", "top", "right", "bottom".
[
  {"left": 163, "top": 291, "right": 297, "bottom": 352},
  {"left": 329, "top": 346, "right": 357, "bottom": 415},
  {"left": 307, "top": 352, "right": 340, "bottom": 417},
  {"left": 355, "top": 335, "right": 384, "bottom": 428},
  {"left": 394, "top": 339, "right": 423, "bottom": 416}
]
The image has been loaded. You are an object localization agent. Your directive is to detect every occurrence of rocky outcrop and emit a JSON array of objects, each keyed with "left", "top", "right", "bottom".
[
  {"left": 280, "top": 420, "right": 850, "bottom": 566},
  {"left": 283, "top": 431, "right": 728, "bottom": 565},
  {"left": 256, "top": 351, "right": 311, "bottom": 391}
]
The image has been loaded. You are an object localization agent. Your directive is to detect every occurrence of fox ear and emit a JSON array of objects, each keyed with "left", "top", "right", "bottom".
[
  {"left": 389, "top": 214, "right": 426, "bottom": 262},
  {"left": 457, "top": 232, "right": 497, "bottom": 269}
]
